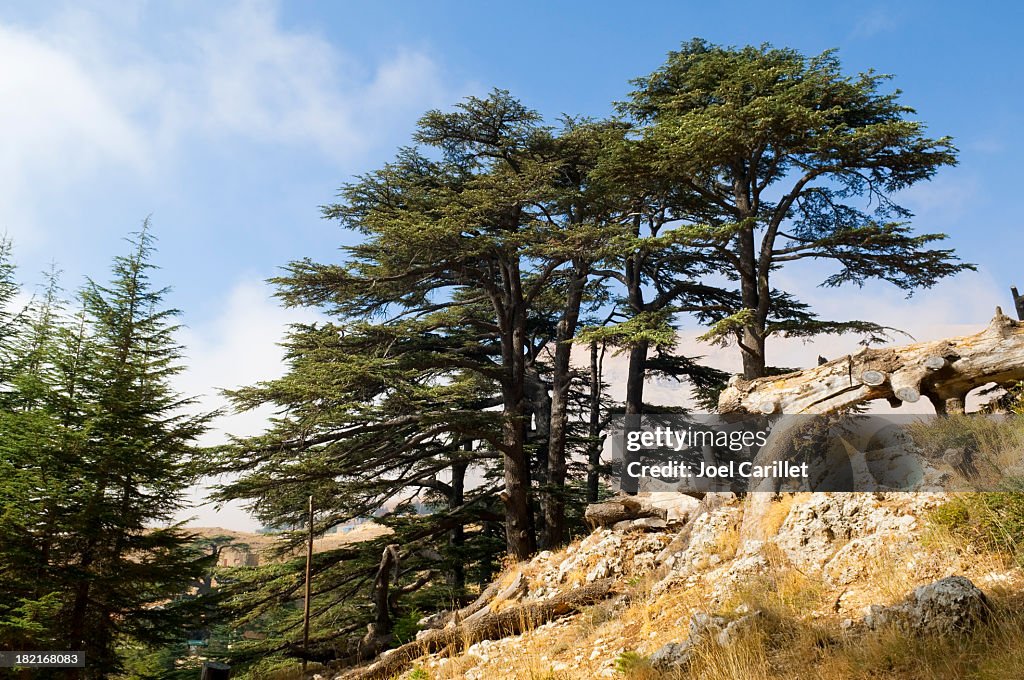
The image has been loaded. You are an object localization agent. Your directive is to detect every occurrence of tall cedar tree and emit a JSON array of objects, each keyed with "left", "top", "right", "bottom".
[
  {"left": 621, "top": 40, "right": 972, "bottom": 379},
  {"left": 277, "top": 92, "right": 617, "bottom": 558}
]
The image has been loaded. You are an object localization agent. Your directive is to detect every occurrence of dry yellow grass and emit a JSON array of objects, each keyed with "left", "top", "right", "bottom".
[{"left": 757, "top": 493, "right": 804, "bottom": 538}]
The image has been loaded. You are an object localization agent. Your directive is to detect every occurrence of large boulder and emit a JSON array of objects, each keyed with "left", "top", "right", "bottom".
[
  {"left": 773, "top": 494, "right": 916, "bottom": 572},
  {"left": 864, "top": 575, "right": 990, "bottom": 636},
  {"left": 649, "top": 639, "right": 694, "bottom": 671}
]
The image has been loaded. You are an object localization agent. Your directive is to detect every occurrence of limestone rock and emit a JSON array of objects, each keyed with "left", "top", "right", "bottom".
[
  {"left": 863, "top": 575, "right": 989, "bottom": 636},
  {"left": 643, "top": 492, "right": 702, "bottom": 523},
  {"left": 649, "top": 639, "right": 694, "bottom": 671}
]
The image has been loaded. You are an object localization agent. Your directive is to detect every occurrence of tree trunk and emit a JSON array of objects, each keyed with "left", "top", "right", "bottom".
[
  {"left": 542, "top": 269, "right": 586, "bottom": 548},
  {"left": 740, "top": 325, "right": 767, "bottom": 380},
  {"left": 587, "top": 341, "right": 604, "bottom": 503},
  {"left": 447, "top": 458, "right": 467, "bottom": 590},
  {"left": 624, "top": 340, "right": 649, "bottom": 416},
  {"left": 373, "top": 545, "right": 400, "bottom": 634},
  {"left": 496, "top": 256, "right": 536, "bottom": 560},
  {"left": 720, "top": 308, "right": 1024, "bottom": 416},
  {"left": 528, "top": 366, "right": 552, "bottom": 503}
]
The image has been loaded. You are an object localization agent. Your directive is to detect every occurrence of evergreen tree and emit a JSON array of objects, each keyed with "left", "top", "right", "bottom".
[
  {"left": 0, "top": 237, "right": 24, "bottom": 385},
  {"left": 0, "top": 226, "right": 215, "bottom": 677},
  {"left": 622, "top": 40, "right": 972, "bottom": 379},
  {"left": 60, "top": 224, "right": 214, "bottom": 675}
]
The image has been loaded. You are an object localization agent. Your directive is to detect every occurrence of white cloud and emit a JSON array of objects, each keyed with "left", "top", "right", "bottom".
[
  {"left": 0, "top": 1, "right": 460, "bottom": 243},
  {"left": 176, "top": 278, "right": 323, "bottom": 440},
  {"left": 166, "top": 3, "right": 452, "bottom": 158},
  {"left": 0, "top": 21, "right": 149, "bottom": 245},
  {"left": 174, "top": 279, "right": 324, "bottom": 530}
]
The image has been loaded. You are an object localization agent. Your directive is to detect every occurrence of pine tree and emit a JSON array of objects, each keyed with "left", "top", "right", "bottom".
[
  {"left": 53, "top": 224, "right": 213, "bottom": 676},
  {"left": 0, "top": 224, "right": 213, "bottom": 677}
]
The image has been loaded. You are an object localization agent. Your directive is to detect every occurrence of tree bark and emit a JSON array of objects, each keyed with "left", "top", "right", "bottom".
[
  {"left": 447, "top": 457, "right": 468, "bottom": 589},
  {"left": 720, "top": 308, "right": 1024, "bottom": 416},
  {"left": 624, "top": 340, "right": 649, "bottom": 417},
  {"left": 587, "top": 341, "right": 604, "bottom": 503},
  {"left": 740, "top": 324, "right": 767, "bottom": 380},
  {"left": 542, "top": 267, "right": 586, "bottom": 548},
  {"left": 497, "top": 256, "right": 536, "bottom": 560},
  {"left": 373, "top": 545, "right": 400, "bottom": 634}
]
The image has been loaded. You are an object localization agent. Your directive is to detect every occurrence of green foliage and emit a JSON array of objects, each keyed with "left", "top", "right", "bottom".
[
  {"left": 391, "top": 607, "right": 424, "bottom": 644},
  {"left": 907, "top": 414, "right": 1024, "bottom": 459},
  {"left": 613, "top": 650, "right": 652, "bottom": 675},
  {"left": 617, "top": 38, "right": 970, "bottom": 377},
  {"left": 577, "top": 311, "right": 679, "bottom": 350},
  {"left": 931, "top": 494, "right": 1024, "bottom": 565},
  {"left": 0, "top": 224, "right": 216, "bottom": 676}
]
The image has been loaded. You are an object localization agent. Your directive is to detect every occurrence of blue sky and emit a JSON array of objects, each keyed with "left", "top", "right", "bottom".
[{"left": 2, "top": 1, "right": 1020, "bottom": 528}]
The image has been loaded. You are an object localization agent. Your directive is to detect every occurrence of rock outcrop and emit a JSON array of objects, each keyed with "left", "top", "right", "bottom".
[{"left": 863, "top": 575, "right": 990, "bottom": 636}]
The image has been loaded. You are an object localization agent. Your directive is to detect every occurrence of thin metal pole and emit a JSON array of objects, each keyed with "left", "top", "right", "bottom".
[{"left": 302, "top": 494, "right": 314, "bottom": 674}]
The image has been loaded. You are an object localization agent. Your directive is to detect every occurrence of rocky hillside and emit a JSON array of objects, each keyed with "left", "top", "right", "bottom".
[{"left": 327, "top": 491, "right": 1024, "bottom": 680}]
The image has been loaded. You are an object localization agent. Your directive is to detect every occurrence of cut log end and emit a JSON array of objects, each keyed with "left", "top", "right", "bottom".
[
  {"left": 923, "top": 356, "right": 946, "bottom": 370},
  {"left": 894, "top": 386, "right": 920, "bottom": 403},
  {"left": 861, "top": 370, "right": 886, "bottom": 386}
]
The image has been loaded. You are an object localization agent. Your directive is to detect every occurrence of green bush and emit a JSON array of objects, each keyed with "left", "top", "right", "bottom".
[
  {"left": 613, "top": 650, "right": 652, "bottom": 675},
  {"left": 931, "top": 493, "right": 1024, "bottom": 564}
]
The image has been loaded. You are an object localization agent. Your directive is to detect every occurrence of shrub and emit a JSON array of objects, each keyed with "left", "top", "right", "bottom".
[{"left": 930, "top": 493, "right": 1024, "bottom": 565}]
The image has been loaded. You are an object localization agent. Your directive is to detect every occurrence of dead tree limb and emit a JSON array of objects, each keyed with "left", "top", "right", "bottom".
[
  {"left": 338, "top": 579, "right": 616, "bottom": 680},
  {"left": 719, "top": 308, "right": 1024, "bottom": 416},
  {"left": 419, "top": 571, "right": 528, "bottom": 630},
  {"left": 373, "top": 544, "right": 400, "bottom": 632},
  {"left": 584, "top": 495, "right": 668, "bottom": 527}
]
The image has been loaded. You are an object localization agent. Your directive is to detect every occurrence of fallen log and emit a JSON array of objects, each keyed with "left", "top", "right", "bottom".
[
  {"left": 719, "top": 309, "right": 1024, "bottom": 416},
  {"left": 337, "top": 579, "right": 616, "bottom": 680},
  {"left": 584, "top": 495, "right": 667, "bottom": 527},
  {"left": 419, "top": 571, "right": 528, "bottom": 630}
]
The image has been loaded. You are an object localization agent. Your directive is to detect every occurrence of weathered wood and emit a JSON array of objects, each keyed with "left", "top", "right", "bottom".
[
  {"left": 584, "top": 495, "right": 667, "bottom": 527},
  {"left": 419, "top": 578, "right": 503, "bottom": 630},
  {"left": 459, "top": 572, "right": 528, "bottom": 626},
  {"left": 338, "top": 579, "right": 616, "bottom": 680},
  {"left": 1012, "top": 287, "right": 1024, "bottom": 321},
  {"left": 372, "top": 544, "right": 400, "bottom": 632},
  {"left": 719, "top": 309, "right": 1024, "bottom": 416}
]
